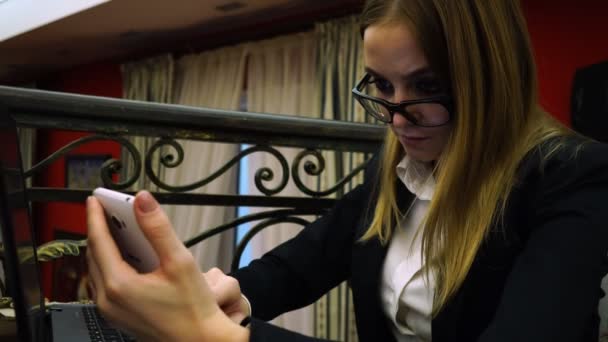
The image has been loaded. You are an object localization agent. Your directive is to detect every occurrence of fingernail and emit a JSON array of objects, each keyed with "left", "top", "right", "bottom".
[{"left": 137, "top": 191, "right": 158, "bottom": 213}]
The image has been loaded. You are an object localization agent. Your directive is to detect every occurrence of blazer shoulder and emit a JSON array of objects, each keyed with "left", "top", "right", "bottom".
[{"left": 518, "top": 135, "right": 608, "bottom": 185}]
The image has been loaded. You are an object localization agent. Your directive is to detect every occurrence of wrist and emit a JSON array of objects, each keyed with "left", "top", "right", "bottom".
[
  {"left": 232, "top": 323, "right": 250, "bottom": 342},
  {"left": 199, "top": 310, "right": 250, "bottom": 342}
]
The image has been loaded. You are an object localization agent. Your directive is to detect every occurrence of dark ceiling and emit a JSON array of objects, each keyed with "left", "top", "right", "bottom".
[{"left": 0, "top": 0, "right": 363, "bottom": 85}]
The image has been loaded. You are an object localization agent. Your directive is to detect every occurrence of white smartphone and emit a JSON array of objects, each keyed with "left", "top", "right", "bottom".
[{"left": 92, "top": 187, "right": 160, "bottom": 273}]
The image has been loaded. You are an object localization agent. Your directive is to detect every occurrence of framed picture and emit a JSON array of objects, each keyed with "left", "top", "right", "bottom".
[{"left": 65, "top": 154, "right": 111, "bottom": 189}]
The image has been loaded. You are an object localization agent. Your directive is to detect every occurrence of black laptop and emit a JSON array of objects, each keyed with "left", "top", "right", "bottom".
[{"left": 0, "top": 113, "right": 133, "bottom": 341}]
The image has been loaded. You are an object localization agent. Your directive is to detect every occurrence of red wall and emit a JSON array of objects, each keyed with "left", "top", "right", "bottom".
[
  {"left": 35, "top": 62, "right": 122, "bottom": 299},
  {"left": 523, "top": 0, "right": 608, "bottom": 126}
]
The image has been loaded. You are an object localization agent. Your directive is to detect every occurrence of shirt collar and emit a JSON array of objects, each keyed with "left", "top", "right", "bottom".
[{"left": 396, "top": 155, "right": 436, "bottom": 201}]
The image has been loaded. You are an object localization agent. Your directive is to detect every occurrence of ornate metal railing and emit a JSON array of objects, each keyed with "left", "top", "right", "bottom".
[{"left": 0, "top": 85, "right": 385, "bottom": 271}]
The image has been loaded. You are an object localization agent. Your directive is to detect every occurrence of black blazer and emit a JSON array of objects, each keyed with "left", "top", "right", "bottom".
[{"left": 233, "top": 138, "right": 608, "bottom": 341}]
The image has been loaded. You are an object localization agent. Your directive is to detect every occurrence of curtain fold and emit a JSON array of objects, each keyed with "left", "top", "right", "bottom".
[
  {"left": 165, "top": 45, "right": 248, "bottom": 272},
  {"left": 121, "top": 54, "right": 174, "bottom": 191},
  {"left": 121, "top": 48, "right": 247, "bottom": 272},
  {"left": 314, "top": 15, "right": 368, "bottom": 342},
  {"left": 244, "top": 31, "right": 318, "bottom": 337},
  {"left": 18, "top": 128, "right": 37, "bottom": 187}
]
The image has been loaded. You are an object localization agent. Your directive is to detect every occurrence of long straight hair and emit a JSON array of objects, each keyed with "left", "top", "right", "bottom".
[{"left": 359, "top": 0, "right": 569, "bottom": 315}]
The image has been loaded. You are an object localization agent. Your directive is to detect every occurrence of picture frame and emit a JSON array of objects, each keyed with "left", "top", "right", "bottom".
[{"left": 64, "top": 154, "right": 111, "bottom": 189}]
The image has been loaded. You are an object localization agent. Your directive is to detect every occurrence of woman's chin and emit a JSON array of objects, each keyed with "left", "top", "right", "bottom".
[{"left": 402, "top": 144, "right": 436, "bottom": 163}]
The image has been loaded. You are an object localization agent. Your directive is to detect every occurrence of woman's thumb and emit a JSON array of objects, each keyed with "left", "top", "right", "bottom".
[{"left": 134, "top": 191, "right": 185, "bottom": 260}]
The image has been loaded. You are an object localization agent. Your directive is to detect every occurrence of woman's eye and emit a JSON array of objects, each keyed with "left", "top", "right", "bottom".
[
  {"left": 415, "top": 78, "right": 442, "bottom": 95},
  {"left": 369, "top": 78, "right": 393, "bottom": 94}
]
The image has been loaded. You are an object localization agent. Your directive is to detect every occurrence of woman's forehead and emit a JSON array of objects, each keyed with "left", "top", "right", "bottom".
[{"left": 363, "top": 24, "right": 429, "bottom": 79}]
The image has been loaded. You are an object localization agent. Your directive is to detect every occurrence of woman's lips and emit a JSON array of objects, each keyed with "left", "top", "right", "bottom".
[{"left": 401, "top": 135, "right": 429, "bottom": 147}]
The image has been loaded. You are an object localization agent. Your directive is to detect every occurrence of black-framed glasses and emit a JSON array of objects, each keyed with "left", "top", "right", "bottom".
[{"left": 352, "top": 73, "right": 453, "bottom": 127}]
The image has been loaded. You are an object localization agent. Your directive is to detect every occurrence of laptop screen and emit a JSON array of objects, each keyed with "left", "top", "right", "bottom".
[{"left": 0, "top": 113, "right": 45, "bottom": 342}]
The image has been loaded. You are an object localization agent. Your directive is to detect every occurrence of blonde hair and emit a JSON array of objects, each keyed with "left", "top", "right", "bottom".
[{"left": 360, "top": 0, "right": 570, "bottom": 315}]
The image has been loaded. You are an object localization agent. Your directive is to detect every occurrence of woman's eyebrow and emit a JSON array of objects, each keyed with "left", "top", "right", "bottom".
[
  {"left": 364, "top": 67, "right": 383, "bottom": 78},
  {"left": 364, "top": 66, "right": 434, "bottom": 81}
]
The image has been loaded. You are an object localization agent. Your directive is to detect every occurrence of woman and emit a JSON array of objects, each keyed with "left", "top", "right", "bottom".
[{"left": 86, "top": 0, "right": 608, "bottom": 341}]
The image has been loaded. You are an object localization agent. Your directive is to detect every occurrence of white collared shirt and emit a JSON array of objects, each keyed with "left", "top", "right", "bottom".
[{"left": 380, "top": 155, "right": 436, "bottom": 342}]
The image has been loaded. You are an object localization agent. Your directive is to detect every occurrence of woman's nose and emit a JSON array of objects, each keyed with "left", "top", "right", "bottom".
[
  {"left": 391, "top": 110, "right": 413, "bottom": 128},
  {"left": 390, "top": 89, "right": 414, "bottom": 128}
]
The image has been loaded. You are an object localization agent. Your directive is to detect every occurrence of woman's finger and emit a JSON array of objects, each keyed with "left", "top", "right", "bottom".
[
  {"left": 133, "top": 191, "right": 187, "bottom": 263},
  {"left": 87, "top": 248, "right": 154, "bottom": 340}
]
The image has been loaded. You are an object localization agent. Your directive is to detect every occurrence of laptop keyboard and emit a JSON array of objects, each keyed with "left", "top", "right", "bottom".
[{"left": 82, "top": 306, "right": 136, "bottom": 342}]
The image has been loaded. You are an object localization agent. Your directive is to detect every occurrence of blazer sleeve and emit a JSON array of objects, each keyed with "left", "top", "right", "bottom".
[
  {"left": 479, "top": 141, "right": 608, "bottom": 342},
  {"left": 230, "top": 155, "right": 378, "bottom": 341},
  {"left": 247, "top": 318, "right": 338, "bottom": 342}
]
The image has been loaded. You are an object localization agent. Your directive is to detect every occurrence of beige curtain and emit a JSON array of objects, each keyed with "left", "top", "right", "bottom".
[
  {"left": 121, "top": 15, "right": 369, "bottom": 339},
  {"left": 238, "top": 16, "right": 368, "bottom": 340},
  {"left": 314, "top": 15, "right": 367, "bottom": 342},
  {"left": 121, "top": 54, "right": 174, "bottom": 191},
  {"left": 18, "top": 128, "right": 36, "bottom": 187},
  {"left": 244, "top": 31, "right": 319, "bottom": 337},
  {"left": 17, "top": 85, "right": 38, "bottom": 187},
  {"left": 164, "top": 46, "right": 248, "bottom": 272},
  {"left": 121, "top": 48, "right": 247, "bottom": 272}
]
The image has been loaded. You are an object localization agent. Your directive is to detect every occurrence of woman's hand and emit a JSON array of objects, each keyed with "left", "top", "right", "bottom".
[
  {"left": 86, "top": 191, "right": 249, "bottom": 342},
  {"left": 204, "top": 267, "right": 250, "bottom": 324}
]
